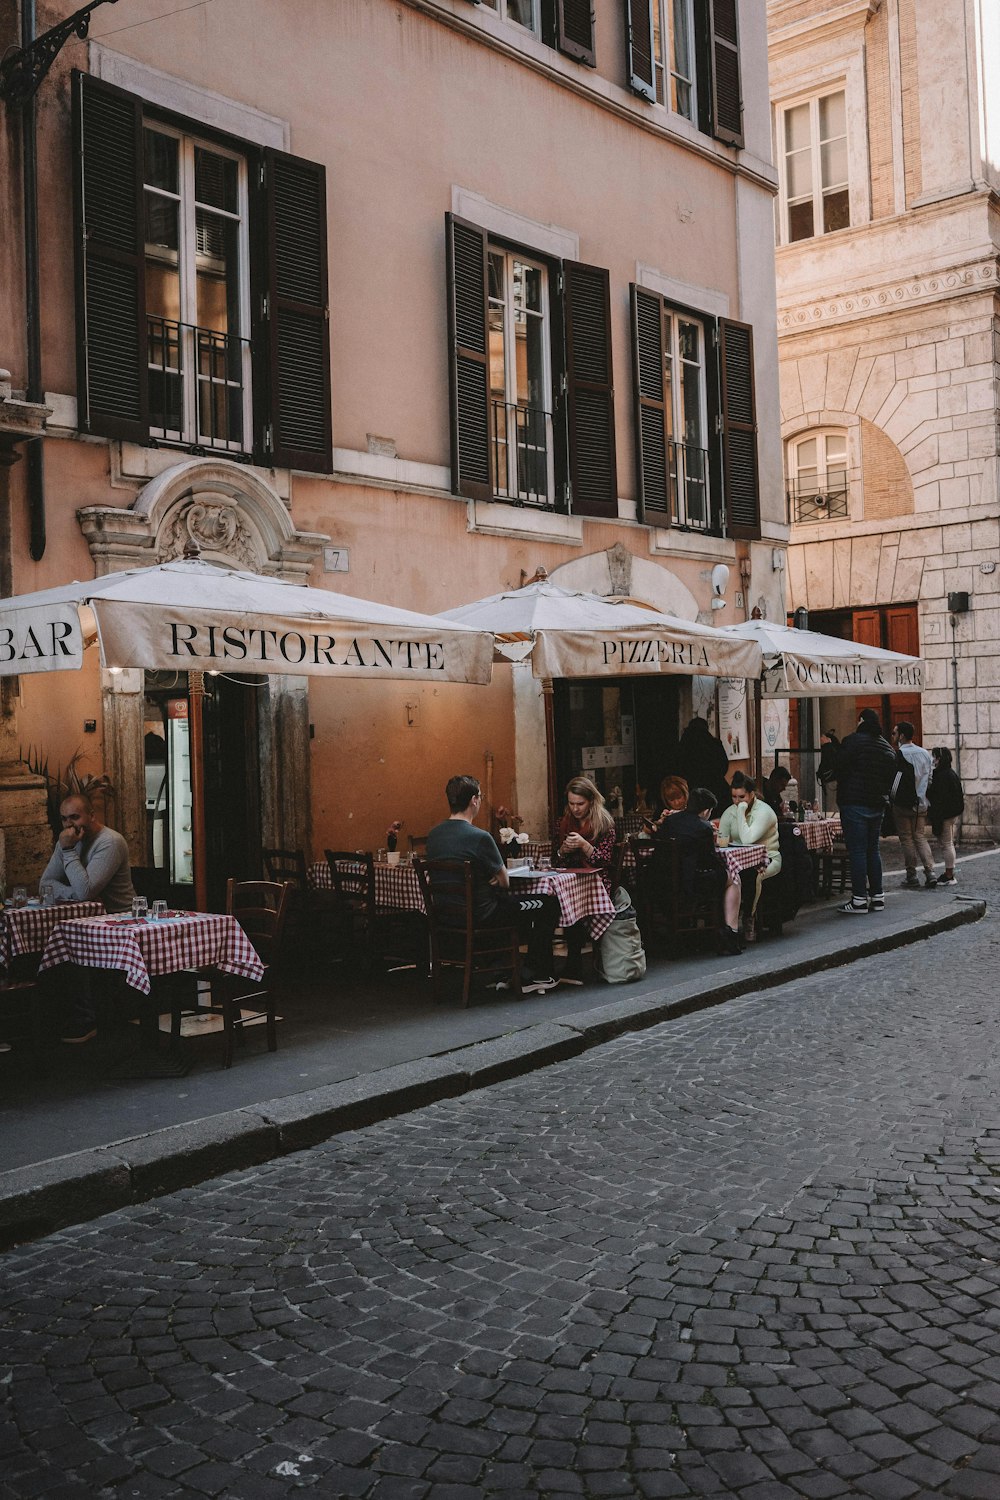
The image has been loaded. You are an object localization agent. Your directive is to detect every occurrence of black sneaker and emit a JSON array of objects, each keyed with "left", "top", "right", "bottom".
[
  {"left": 937, "top": 873, "right": 957, "bottom": 885},
  {"left": 924, "top": 874, "right": 938, "bottom": 888},
  {"left": 837, "top": 899, "right": 869, "bottom": 915},
  {"left": 902, "top": 876, "right": 921, "bottom": 889}
]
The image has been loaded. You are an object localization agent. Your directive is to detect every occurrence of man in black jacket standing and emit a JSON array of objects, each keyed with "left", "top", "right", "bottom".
[{"left": 833, "top": 708, "right": 898, "bottom": 915}]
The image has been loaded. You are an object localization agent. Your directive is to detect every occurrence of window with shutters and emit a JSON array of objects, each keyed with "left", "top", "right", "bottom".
[
  {"left": 776, "top": 89, "right": 849, "bottom": 244},
  {"left": 73, "top": 71, "right": 332, "bottom": 473},
  {"left": 143, "top": 125, "right": 251, "bottom": 453},
  {"left": 480, "top": 0, "right": 539, "bottom": 35},
  {"left": 488, "top": 249, "right": 554, "bottom": 506}
]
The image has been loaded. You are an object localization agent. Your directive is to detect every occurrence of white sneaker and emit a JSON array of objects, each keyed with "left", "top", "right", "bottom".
[{"left": 521, "top": 976, "right": 557, "bottom": 994}]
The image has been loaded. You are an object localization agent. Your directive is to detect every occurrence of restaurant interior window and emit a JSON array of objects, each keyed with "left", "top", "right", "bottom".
[
  {"left": 479, "top": 0, "right": 538, "bottom": 33},
  {"left": 488, "top": 248, "right": 554, "bottom": 506},
  {"left": 144, "top": 125, "right": 251, "bottom": 452},
  {"left": 779, "top": 88, "right": 849, "bottom": 244},
  {"left": 652, "top": 0, "right": 696, "bottom": 117},
  {"left": 787, "top": 429, "right": 848, "bottom": 523}
]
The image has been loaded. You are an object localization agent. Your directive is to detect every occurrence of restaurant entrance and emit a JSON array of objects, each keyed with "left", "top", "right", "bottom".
[
  {"left": 553, "top": 677, "right": 681, "bottom": 820},
  {"left": 142, "top": 671, "right": 261, "bottom": 909}
]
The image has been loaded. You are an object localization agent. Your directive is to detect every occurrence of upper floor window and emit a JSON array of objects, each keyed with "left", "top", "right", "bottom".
[
  {"left": 447, "top": 214, "right": 618, "bottom": 518},
  {"left": 488, "top": 249, "right": 553, "bottom": 506},
  {"left": 786, "top": 430, "right": 848, "bottom": 522},
  {"left": 778, "top": 89, "right": 849, "bottom": 243},
  {"left": 73, "top": 71, "right": 332, "bottom": 473},
  {"left": 480, "top": 0, "right": 538, "bottom": 34},
  {"left": 631, "top": 287, "right": 761, "bottom": 539},
  {"left": 143, "top": 126, "right": 251, "bottom": 453},
  {"left": 652, "top": 0, "right": 696, "bottom": 118}
]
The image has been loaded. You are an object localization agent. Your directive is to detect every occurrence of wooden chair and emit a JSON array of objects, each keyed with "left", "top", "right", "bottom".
[
  {"left": 609, "top": 839, "right": 627, "bottom": 894},
  {"left": 628, "top": 836, "right": 720, "bottom": 951},
  {"left": 0, "top": 976, "right": 40, "bottom": 1070},
  {"left": 816, "top": 840, "right": 850, "bottom": 897},
  {"left": 262, "top": 848, "right": 308, "bottom": 888},
  {"left": 414, "top": 857, "right": 521, "bottom": 1007},
  {"left": 325, "top": 849, "right": 375, "bottom": 960},
  {"left": 171, "top": 879, "right": 289, "bottom": 1068}
]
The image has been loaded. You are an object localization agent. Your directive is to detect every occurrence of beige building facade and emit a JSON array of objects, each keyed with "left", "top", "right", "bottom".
[
  {"left": 0, "top": 0, "right": 785, "bottom": 896},
  {"left": 769, "top": 0, "right": 1000, "bottom": 836}
]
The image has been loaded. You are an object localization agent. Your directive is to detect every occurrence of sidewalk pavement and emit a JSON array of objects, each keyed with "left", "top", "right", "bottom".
[{"left": 0, "top": 852, "right": 991, "bottom": 1250}]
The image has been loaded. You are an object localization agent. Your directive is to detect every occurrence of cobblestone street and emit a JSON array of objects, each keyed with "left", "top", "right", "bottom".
[{"left": 2, "top": 859, "right": 999, "bottom": 1499}]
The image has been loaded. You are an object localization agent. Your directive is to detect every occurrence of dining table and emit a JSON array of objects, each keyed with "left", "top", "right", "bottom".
[
  {"left": 796, "top": 817, "right": 844, "bottom": 853},
  {"left": 0, "top": 900, "right": 104, "bottom": 970},
  {"left": 506, "top": 866, "right": 617, "bottom": 942},
  {"left": 37, "top": 909, "right": 265, "bottom": 996}
]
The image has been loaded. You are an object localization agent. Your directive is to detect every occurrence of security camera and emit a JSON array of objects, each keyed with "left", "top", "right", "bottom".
[{"left": 711, "top": 563, "right": 730, "bottom": 598}]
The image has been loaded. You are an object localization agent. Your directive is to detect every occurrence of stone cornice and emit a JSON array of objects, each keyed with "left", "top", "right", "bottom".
[
  {"left": 777, "top": 257, "right": 1000, "bottom": 331},
  {"left": 768, "top": 0, "right": 877, "bottom": 58}
]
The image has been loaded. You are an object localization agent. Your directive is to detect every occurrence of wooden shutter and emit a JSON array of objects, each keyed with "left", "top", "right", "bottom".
[
  {"left": 262, "top": 150, "right": 332, "bottom": 473},
  {"left": 72, "top": 71, "right": 148, "bottom": 442},
  {"left": 625, "top": 0, "right": 656, "bottom": 100},
  {"left": 555, "top": 0, "right": 596, "bottom": 66},
  {"left": 630, "top": 285, "right": 669, "bottom": 523},
  {"left": 708, "top": 0, "right": 743, "bottom": 146},
  {"left": 564, "top": 262, "right": 617, "bottom": 518},
  {"left": 719, "top": 317, "right": 759, "bottom": 538},
  {"left": 446, "top": 214, "right": 491, "bottom": 501}
]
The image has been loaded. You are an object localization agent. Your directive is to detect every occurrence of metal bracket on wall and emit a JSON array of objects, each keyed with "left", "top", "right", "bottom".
[{"left": 0, "top": 0, "right": 119, "bottom": 107}]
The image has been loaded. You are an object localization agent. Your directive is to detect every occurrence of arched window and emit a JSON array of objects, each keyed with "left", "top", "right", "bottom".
[{"left": 786, "top": 430, "right": 848, "bottom": 523}]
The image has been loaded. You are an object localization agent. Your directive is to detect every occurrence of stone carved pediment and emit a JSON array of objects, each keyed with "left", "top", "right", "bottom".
[{"left": 157, "top": 499, "right": 257, "bottom": 569}]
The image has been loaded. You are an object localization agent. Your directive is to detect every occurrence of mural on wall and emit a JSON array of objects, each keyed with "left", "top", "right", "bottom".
[
  {"left": 761, "top": 698, "right": 789, "bottom": 767},
  {"left": 718, "top": 678, "right": 747, "bottom": 760}
]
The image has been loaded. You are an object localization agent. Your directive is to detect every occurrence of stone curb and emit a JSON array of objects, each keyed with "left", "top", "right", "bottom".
[{"left": 0, "top": 898, "right": 984, "bottom": 1250}]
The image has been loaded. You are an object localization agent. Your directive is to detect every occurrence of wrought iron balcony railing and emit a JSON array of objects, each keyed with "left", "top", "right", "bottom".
[
  {"left": 491, "top": 399, "right": 553, "bottom": 509},
  {"left": 786, "top": 475, "right": 850, "bottom": 524},
  {"left": 147, "top": 315, "right": 251, "bottom": 454}
]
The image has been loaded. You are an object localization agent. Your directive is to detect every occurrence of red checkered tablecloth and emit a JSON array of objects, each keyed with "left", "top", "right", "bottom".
[
  {"left": 0, "top": 901, "right": 104, "bottom": 968},
  {"left": 309, "top": 860, "right": 425, "bottom": 911},
  {"left": 719, "top": 844, "right": 770, "bottom": 877},
  {"left": 508, "top": 869, "right": 617, "bottom": 942},
  {"left": 798, "top": 818, "right": 843, "bottom": 852},
  {"left": 37, "top": 912, "right": 265, "bottom": 996}
]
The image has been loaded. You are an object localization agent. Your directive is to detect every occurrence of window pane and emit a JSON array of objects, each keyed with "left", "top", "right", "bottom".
[
  {"left": 144, "top": 130, "right": 178, "bottom": 193},
  {"left": 195, "top": 209, "right": 240, "bottom": 336},
  {"left": 824, "top": 434, "right": 846, "bottom": 465},
  {"left": 821, "top": 137, "right": 848, "bottom": 189},
  {"left": 145, "top": 194, "right": 180, "bottom": 321},
  {"left": 488, "top": 252, "right": 504, "bottom": 303},
  {"left": 514, "top": 300, "right": 545, "bottom": 409},
  {"left": 785, "top": 148, "right": 813, "bottom": 200},
  {"left": 819, "top": 91, "right": 846, "bottom": 141},
  {"left": 507, "top": 0, "right": 534, "bottom": 26},
  {"left": 796, "top": 438, "right": 817, "bottom": 470},
  {"left": 145, "top": 192, "right": 178, "bottom": 253},
  {"left": 788, "top": 200, "right": 814, "bottom": 241},
  {"left": 783, "top": 102, "right": 811, "bottom": 153},
  {"left": 663, "top": 349, "right": 675, "bottom": 439},
  {"left": 680, "top": 359, "right": 703, "bottom": 447},
  {"left": 488, "top": 304, "right": 506, "bottom": 401},
  {"left": 822, "top": 188, "right": 850, "bottom": 233},
  {"left": 514, "top": 260, "right": 542, "bottom": 315},
  {"left": 194, "top": 148, "right": 238, "bottom": 214},
  {"left": 679, "top": 319, "right": 699, "bottom": 363}
]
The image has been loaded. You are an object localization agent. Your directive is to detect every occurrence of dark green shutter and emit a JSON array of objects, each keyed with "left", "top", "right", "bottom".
[
  {"left": 263, "top": 150, "right": 332, "bottom": 473},
  {"left": 625, "top": 0, "right": 656, "bottom": 100},
  {"left": 708, "top": 0, "right": 743, "bottom": 146},
  {"left": 72, "top": 71, "right": 148, "bottom": 442},
  {"left": 555, "top": 0, "right": 596, "bottom": 65},
  {"left": 719, "top": 317, "right": 759, "bottom": 539},
  {"left": 446, "top": 214, "right": 491, "bottom": 502},
  {"left": 564, "top": 262, "right": 617, "bottom": 518},
  {"left": 630, "top": 285, "right": 669, "bottom": 523}
]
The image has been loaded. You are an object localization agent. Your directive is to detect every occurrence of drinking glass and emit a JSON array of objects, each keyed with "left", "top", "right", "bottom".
[
  {"left": 132, "top": 896, "right": 149, "bottom": 921},
  {"left": 151, "top": 899, "right": 168, "bottom": 921},
  {"left": 538, "top": 857, "right": 552, "bottom": 871},
  {"left": 376, "top": 848, "right": 387, "bottom": 863},
  {"left": 12, "top": 887, "right": 27, "bottom": 908},
  {"left": 40, "top": 882, "right": 55, "bottom": 907}
]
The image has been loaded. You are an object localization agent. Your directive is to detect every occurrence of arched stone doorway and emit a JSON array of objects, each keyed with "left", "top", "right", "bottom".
[{"left": 78, "top": 460, "right": 329, "bottom": 890}]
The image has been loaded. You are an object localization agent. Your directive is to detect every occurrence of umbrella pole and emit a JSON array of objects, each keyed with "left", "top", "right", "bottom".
[
  {"left": 752, "top": 678, "right": 763, "bottom": 783},
  {"left": 543, "top": 678, "right": 559, "bottom": 835},
  {"left": 188, "top": 671, "right": 209, "bottom": 912}
]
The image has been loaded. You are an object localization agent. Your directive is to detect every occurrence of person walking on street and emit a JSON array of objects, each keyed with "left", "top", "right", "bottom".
[
  {"left": 832, "top": 708, "right": 897, "bottom": 915},
  {"left": 927, "top": 746, "right": 964, "bottom": 886},
  {"left": 892, "top": 721, "right": 936, "bottom": 889}
]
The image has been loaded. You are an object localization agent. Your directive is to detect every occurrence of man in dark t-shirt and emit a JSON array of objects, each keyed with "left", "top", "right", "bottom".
[{"left": 426, "top": 774, "right": 561, "bottom": 993}]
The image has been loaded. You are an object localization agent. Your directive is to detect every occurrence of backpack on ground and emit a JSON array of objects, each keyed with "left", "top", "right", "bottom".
[
  {"left": 594, "top": 886, "right": 646, "bottom": 984},
  {"left": 890, "top": 751, "right": 918, "bottom": 812}
]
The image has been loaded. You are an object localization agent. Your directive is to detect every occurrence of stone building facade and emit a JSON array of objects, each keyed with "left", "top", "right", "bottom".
[{"left": 769, "top": 0, "right": 1000, "bottom": 836}]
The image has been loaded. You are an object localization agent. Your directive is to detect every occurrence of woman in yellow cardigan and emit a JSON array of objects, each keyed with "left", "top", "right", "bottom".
[{"left": 717, "top": 773, "right": 782, "bottom": 942}]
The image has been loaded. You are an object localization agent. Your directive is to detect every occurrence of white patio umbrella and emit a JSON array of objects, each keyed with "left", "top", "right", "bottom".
[
  {"left": 440, "top": 578, "right": 761, "bottom": 821},
  {"left": 1, "top": 556, "right": 495, "bottom": 907},
  {"left": 720, "top": 618, "right": 924, "bottom": 698},
  {"left": 439, "top": 579, "right": 761, "bottom": 680}
]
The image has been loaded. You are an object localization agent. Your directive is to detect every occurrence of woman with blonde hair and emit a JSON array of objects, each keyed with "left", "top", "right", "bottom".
[{"left": 554, "top": 776, "right": 616, "bottom": 985}]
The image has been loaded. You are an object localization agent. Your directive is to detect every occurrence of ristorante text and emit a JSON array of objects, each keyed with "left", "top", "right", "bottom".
[{"left": 169, "top": 623, "right": 446, "bottom": 670}]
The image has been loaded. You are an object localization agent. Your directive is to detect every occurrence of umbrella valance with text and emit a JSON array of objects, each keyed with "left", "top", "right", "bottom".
[
  {"left": 721, "top": 619, "right": 924, "bottom": 698},
  {"left": 0, "top": 560, "right": 494, "bottom": 684},
  {"left": 440, "top": 581, "right": 760, "bottom": 680}
]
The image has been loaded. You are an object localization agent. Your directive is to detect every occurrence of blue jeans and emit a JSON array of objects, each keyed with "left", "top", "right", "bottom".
[{"left": 840, "top": 804, "right": 885, "bottom": 900}]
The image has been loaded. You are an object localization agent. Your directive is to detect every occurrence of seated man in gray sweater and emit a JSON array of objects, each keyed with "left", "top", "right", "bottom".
[
  {"left": 39, "top": 792, "right": 136, "bottom": 1042},
  {"left": 40, "top": 793, "right": 135, "bottom": 913}
]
